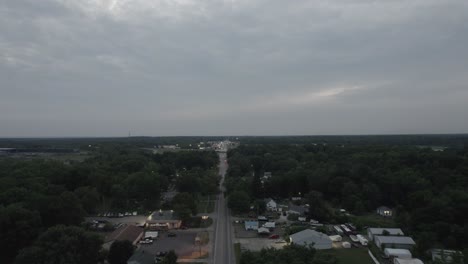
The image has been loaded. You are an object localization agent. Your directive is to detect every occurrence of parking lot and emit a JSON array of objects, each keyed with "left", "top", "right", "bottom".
[
  {"left": 138, "top": 230, "right": 207, "bottom": 258},
  {"left": 85, "top": 215, "right": 147, "bottom": 225}
]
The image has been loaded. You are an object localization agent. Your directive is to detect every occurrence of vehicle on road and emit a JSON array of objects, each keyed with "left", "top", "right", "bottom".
[
  {"left": 167, "top": 232, "right": 177, "bottom": 237},
  {"left": 269, "top": 234, "right": 280, "bottom": 239}
]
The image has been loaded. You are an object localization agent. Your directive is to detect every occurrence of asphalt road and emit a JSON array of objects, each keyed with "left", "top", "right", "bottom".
[{"left": 213, "top": 152, "right": 235, "bottom": 264}]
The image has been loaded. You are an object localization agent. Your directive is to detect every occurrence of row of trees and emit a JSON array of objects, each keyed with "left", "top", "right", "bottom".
[
  {"left": 0, "top": 144, "right": 219, "bottom": 263},
  {"left": 226, "top": 144, "right": 468, "bottom": 254}
]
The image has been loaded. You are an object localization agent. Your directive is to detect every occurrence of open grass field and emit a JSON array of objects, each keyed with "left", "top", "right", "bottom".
[
  {"left": 350, "top": 213, "right": 396, "bottom": 230},
  {"left": 326, "top": 248, "right": 375, "bottom": 264}
]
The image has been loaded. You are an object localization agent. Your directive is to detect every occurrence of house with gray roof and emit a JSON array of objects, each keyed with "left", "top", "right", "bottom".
[
  {"left": 289, "top": 229, "right": 332, "bottom": 249},
  {"left": 367, "top": 227, "right": 404, "bottom": 241},
  {"left": 374, "top": 236, "right": 416, "bottom": 250}
]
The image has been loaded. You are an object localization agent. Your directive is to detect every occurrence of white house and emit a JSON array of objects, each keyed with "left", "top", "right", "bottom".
[
  {"left": 377, "top": 206, "right": 393, "bottom": 217},
  {"left": 266, "top": 198, "right": 277, "bottom": 211},
  {"left": 367, "top": 228, "right": 404, "bottom": 241}
]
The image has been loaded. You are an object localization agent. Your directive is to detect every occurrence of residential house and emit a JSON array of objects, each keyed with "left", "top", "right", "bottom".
[
  {"left": 374, "top": 236, "right": 416, "bottom": 250},
  {"left": 377, "top": 206, "right": 393, "bottom": 217},
  {"left": 288, "top": 204, "right": 308, "bottom": 216},
  {"left": 146, "top": 210, "right": 182, "bottom": 230},
  {"left": 245, "top": 221, "right": 259, "bottom": 231},
  {"left": 103, "top": 225, "right": 144, "bottom": 249},
  {"left": 367, "top": 228, "right": 404, "bottom": 241},
  {"left": 258, "top": 227, "right": 270, "bottom": 235},
  {"left": 265, "top": 198, "right": 277, "bottom": 211},
  {"left": 290, "top": 229, "right": 333, "bottom": 249}
]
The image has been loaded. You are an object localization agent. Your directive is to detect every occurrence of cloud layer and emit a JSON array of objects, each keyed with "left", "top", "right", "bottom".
[{"left": 1, "top": 0, "right": 468, "bottom": 136}]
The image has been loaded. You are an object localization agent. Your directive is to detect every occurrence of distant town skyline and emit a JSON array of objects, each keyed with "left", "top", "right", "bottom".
[{"left": 1, "top": 0, "right": 468, "bottom": 137}]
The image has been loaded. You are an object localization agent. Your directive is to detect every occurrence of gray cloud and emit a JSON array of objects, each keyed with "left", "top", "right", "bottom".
[{"left": 1, "top": 0, "right": 468, "bottom": 137}]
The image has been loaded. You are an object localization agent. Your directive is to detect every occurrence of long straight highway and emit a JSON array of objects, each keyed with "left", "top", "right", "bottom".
[{"left": 213, "top": 152, "right": 235, "bottom": 264}]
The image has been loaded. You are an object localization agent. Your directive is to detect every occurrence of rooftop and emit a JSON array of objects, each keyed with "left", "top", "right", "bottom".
[
  {"left": 368, "top": 228, "right": 404, "bottom": 235},
  {"left": 290, "top": 229, "right": 332, "bottom": 245},
  {"left": 375, "top": 236, "right": 415, "bottom": 245},
  {"left": 147, "top": 210, "right": 179, "bottom": 221}
]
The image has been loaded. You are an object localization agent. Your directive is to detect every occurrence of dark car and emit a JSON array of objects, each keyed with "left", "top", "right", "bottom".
[
  {"left": 167, "top": 232, "right": 176, "bottom": 237},
  {"left": 156, "top": 251, "right": 168, "bottom": 257}
]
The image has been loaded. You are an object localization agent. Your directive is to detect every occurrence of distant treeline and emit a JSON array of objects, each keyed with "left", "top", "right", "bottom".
[{"left": 1, "top": 134, "right": 467, "bottom": 149}]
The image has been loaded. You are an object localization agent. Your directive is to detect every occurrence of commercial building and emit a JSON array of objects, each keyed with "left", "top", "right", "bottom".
[
  {"left": 146, "top": 210, "right": 182, "bottom": 230},
  {"left": 290, "top": 229, "right": 332, "bottom": 249},
  {"left": 374, "top": 236, "right": 416, "bottom": 250}
]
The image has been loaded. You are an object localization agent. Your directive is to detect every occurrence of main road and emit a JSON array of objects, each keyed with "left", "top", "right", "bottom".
[{"left": 213, "top": 152, "right": 235, "bottom": 264}]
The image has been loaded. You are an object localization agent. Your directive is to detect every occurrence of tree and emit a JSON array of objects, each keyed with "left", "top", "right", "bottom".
[
  {"left": 228, "top": 191, "right": 251, "bottom": 214},
  {"left": 162, "top": 250, "right": 177, "bottom": 264},
  {"left": 15, "top": 225, "right": 103, "bottom": 264},
  {"left": 0, "top": 205, "right": 42, "bottom": 264},
  {"left": 108, "top": 240, "right": 135, "bottom": 264}
]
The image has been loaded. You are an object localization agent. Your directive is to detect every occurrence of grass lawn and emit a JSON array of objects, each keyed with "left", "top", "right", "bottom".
[
  {"left": 234, "top": 243, "right": 241, "bottom": 264},
  {"left": 326, "top": 248, "right": 375, "bottom": 264},
  {"left": 350, "top": 213, "right": 396, "bottom": 230}
]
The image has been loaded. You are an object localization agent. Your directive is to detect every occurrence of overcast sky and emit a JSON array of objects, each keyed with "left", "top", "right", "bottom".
[{"left": 1, "top": 0, "right": 468, "bottom": 137}]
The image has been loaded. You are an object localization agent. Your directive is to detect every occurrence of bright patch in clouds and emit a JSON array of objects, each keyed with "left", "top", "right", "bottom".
[{"left": 1, "top": 0, "right": 468, "bottom": 136}]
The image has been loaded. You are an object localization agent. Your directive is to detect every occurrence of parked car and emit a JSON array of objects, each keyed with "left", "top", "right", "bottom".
[
  {"left": 268, "top": 234, "right": 280, "bottom": 239},
  {"left": 179, "top": 226, "right": 188, "bottom": 230},
  {"left": 156, "top": 251, "right": 168, "bottom": 257},
  {"left": 167, "top": 232, "right": 177, "bottom": 237}
]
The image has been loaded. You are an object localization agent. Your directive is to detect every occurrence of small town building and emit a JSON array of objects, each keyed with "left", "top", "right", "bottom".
[
  {"left": 384, "top": 248, "right": 412, "bottom": 259},
  {"left": 263, "top": 222, "right": 276, "bottom": 229},
  {"left": 265, "top": 198, "right": 277, "bottom": 211},
  {"left": 431, "top": 249, "right": 464, "bottom": 263},
  {"left": 103, "top": 225, "right": 143, "bottom": 249},
  {"left": 377, "top": 206, "right": 393, "bottom": 217},
  {"left": 329, "top": 235, "right": 342, "bottom": 242},
  {"left": 374, "top": 236, "right": 416, "bottom": 250},
  {"left": 258, "top": 227, "right": 270, "bottom": 234},
  {"left": 127, "top": 250, "right": 155, "bottom": 264},
  {"left": 146, "top": 210, "right": 182, "bottom": 230},
  {"left": 367, "top": 228, "right": 404, "bottom": 241},
  {"left": 144, "top": 231, "right": 159, "bottom": 239},
  {"left": 245, "top": 221, "right": 259, "bottom": 231},
  {"left": 289, "top": 229, "right": 333, "bottom": 249},
  {"left": 288, "top": 204, "right": 308, "bottom": 215}
]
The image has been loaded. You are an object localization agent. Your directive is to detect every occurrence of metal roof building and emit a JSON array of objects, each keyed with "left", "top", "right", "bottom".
[
  {"left": 367, "top": 228, "right": 404, "bottom": 241},
  {"left": 290, "top": 229, "right": 332, "bottom": 249},
  {"left": 374, "top": 236, "right": 416, "bottom": 250}
]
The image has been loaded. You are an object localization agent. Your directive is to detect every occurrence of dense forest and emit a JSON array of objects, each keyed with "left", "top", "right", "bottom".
[
  {"left": 226, "top": 143, "right": 468, "bottom": 256},
  {"left": 0, "top": 145, "right": 219, "bottom": 263}
]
